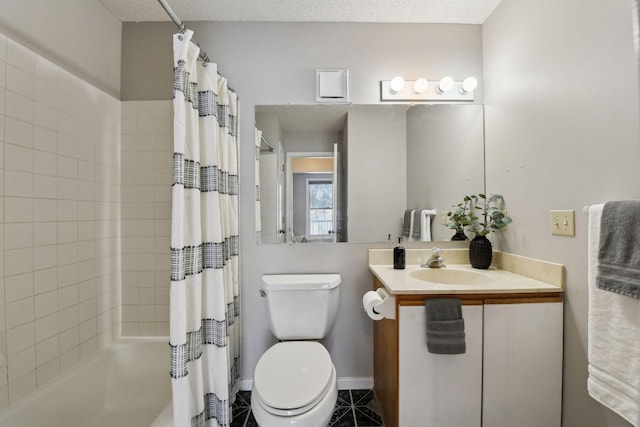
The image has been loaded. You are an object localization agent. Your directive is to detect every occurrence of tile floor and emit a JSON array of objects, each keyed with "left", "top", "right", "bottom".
[{"left": 231, "top": 389, "right": 385, "bottom": 427}]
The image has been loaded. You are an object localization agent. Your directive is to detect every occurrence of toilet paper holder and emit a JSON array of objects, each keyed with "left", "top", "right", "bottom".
[
  {"left": 374, "top": 288, "right": 396, "bottom": 319},
  {"left": 362, "top": 287, "right": 396, "bottom": 320}
]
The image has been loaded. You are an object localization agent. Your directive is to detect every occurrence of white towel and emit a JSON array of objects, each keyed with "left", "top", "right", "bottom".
[
  {"left": 412, "top": 209, "right": 437, "bottom": 242},
  {"left": 587, "top": 204, "right": 640, "bottom": 426}
]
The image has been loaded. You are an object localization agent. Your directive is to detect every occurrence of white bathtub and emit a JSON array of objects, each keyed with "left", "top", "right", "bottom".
[{"left": 0, "top": 337, "right": 171, "bottom": 427}]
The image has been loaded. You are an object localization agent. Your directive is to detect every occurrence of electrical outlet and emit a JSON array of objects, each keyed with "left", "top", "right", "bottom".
[{"left": 550, "top": 210, "right": 575, "bottom": 236}]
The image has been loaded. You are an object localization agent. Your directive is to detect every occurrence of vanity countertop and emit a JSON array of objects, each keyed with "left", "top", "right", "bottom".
[
  {"left": 369, "top": 249, "right": 564, "bottom": 295},
  {"left": 369, "top": 263, "right": 563, "bottom": 295}
]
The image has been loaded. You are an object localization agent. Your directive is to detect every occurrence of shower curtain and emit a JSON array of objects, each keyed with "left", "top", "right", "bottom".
[
  {"left": 170, "top": 30, "right": 240, "bottom": 427},
  {"left": 255, "top": 128, "right": 262, "bottom": 244}
]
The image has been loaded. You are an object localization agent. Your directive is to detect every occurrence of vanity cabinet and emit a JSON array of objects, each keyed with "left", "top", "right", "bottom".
[
  {"left": 482, "top": 300, "right": 563, "bottom": 427},
  {"left": 398, "top": 303, "right": 483, "bottom": 427},
  {"left": 373, "top": 277, "right": 563, "bottom": 427}
]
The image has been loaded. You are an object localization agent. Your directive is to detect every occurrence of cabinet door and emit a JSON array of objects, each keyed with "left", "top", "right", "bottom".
[
  {"left": 483, "top": 302, "right": 563, "bottom": 427},
  {"left": 398, "top": 304, "right": 483, "bottom": 427}
]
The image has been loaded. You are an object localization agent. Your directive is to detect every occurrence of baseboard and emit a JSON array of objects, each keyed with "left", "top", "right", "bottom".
[
  {"left": 337, "top": 376, "right": 374, "bottom": 390},
  {"left": 238, "top": 376, "right": 374, "bottom": 391}
]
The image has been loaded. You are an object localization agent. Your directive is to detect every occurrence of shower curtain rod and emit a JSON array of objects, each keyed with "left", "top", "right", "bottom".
[
  {"left": 261, "top": 135, "right": 274, "bottom": 152},
  {"left": 157, "top": 0, "right": 210, "bottom": 63}
]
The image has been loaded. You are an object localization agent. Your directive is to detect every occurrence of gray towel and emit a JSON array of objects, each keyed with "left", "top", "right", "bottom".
[
  {"left": 412, "top": 210, "right": 422, "bottom": 240},
  {"left": 596, "top": 200, "right": 640, "bottom": 299},
  {"left": 424, "top": 298, "right": 466, "bottom": 354},
  {"left": 402, "top": 209, "right": 414, "bottom": 239}
]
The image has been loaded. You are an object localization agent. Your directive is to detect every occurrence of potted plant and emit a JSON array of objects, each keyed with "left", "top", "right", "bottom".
[
  {"left": 453, "top": 194, "right": 513, "bottom": 269},
  {"left": 446, "top": 196, "right": 474, "bottom": 240}
]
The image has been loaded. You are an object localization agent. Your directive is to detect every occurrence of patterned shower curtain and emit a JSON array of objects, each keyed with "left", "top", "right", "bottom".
[{"left": 170, "top": 30, "right": 240, "bottom": 427}]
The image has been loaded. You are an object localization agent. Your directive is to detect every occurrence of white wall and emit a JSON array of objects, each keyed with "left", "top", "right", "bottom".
[
  {"left": 0, "top": 0, "right": 122, "bottom": 98},
  {"left": 483, "top": 0, "right": 640, "bottom": 425},
  {"left": 121, "top": 21, "right": 484, "bottom": 385}
]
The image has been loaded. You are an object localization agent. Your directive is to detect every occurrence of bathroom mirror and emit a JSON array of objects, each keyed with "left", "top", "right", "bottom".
[{"left": 255, "top": 104, "right": 485, "bottom": 244}]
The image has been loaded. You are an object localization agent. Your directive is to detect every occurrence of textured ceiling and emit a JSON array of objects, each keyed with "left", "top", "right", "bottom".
[{"left": 99, "top": 0, "right": 502, "bottom": 24}]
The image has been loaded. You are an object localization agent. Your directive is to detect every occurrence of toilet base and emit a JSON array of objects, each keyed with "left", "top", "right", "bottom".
[{"left": 250, "top": 368, "right": 338, "bottom": 427}]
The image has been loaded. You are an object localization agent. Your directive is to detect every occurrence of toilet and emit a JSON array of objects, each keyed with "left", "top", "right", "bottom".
[{"left": 251, "top": 274, "right": 341, "bottom": 427}]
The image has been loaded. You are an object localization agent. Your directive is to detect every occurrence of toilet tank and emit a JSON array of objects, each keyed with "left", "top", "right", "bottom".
[{"left": 261, "top": 274, "right": 341, "bottom": 340}]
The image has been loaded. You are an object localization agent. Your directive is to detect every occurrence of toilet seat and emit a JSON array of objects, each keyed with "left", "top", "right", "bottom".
[{"left": 253, "top": 341, "right": 334, "bottom": 416}]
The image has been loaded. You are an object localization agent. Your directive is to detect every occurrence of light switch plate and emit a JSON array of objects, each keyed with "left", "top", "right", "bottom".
[{"left": 550, "top": 210, "right": 575, "bottom": 236}]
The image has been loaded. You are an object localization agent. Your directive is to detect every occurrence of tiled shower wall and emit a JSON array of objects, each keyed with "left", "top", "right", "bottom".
[
  {"left": 0, "top": 34, "right": 121, "bottom": 407},
  {"left": 120, "top": 101, "right": 172, "bottom": 336}
]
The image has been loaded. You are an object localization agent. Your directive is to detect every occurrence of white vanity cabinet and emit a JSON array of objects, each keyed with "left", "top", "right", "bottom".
[
  {"left": 398, "top": 304, "right": 483, "bottom": 427},
  {"left": 373, "top": 277, "right": 564, "bottom": 427},
  {"left": 482, "top": 300, "right": 563, "bottom": 427}
]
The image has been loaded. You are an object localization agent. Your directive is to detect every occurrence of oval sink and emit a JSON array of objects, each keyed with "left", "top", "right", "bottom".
[{"left": 410, "top": 268, "right": 493, "bottom": 285}]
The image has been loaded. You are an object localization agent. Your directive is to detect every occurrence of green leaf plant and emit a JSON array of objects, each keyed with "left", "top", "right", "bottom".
[{"left": 447, "top": 194, "right": 513, "bottom": 237}]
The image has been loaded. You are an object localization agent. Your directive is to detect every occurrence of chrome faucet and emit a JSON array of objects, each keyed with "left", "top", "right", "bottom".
[{"left": 422, "top": 247, "right": 446, "bottom": 268}]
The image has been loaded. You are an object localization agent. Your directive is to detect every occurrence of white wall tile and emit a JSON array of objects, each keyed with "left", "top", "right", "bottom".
[
  {"left": 34, "top": 102, "right": 57, "bottom": 131},
  {"left": 35, "top": 57, "right": 58, "bottom": 87},
  {"left": 33, "top": 245, "right": 57, "bottom": 271},
  {"left": 6, "top": 40, "right": 35, "bottom": 75},
  {"left": 5, "top": 223, "right": 33, "bottom": 250},
  {"left": 5, "top": 91, "right": 34, "bottom": 123},
  {"left": 36, "top": 357, "right": 59, "bottom": 386},
  {"left": 0, "top": 34, "right": 7, "bottom": 61},
  {"left": 35, "top": 79, "right": 58, "bottom": 109},
  {"left": 32, "top": 199, "right": 56, "bottom": 222},
  {"left": 5, "top": 273, "right": 33, "bottom": 303},
  {"left": 60, "top": 347, "right": 79, "bottom": 373},
  {"left": 5, "top": 170, "right": 33, "bottom": 197},
  {"left": 33, "top": 151, "right": 57, "bottom": 176},
  {"left": 35, "top": 335, "right": 58, "bottom": 366},
  {"left": 34, "top": 290, "right": 58, "bottom": 319},
  {"left": 33, "top": 127, "right": 57, "bottom": 153},
  {"left": 33, "top": 268, "right": 57, "bottom": 295},
  {"left": 6, "top": 65, "right": 34, "bottom": 99},
  {"left": 0, "top": 36, "right": 122, "bottom": 404},
  {"left": 58, "top": 327, "right": 78, "bottom": 353},
  {"left": 6, "top": 298, "right": 34, "bottom": 329},
  {"left": 5, "top": 248, "right": 33, "bottom": 276},
  {"left": 8, "top": 371, "right": 36, "bottom": 404},
  {"left": 4, "top": 117, "right": 34, "bottom": 148},
  {"left": 33, "top": 174, "right": 58, "bottom": 199},
  {"left": 8, "top": 346, "right": 35, "bottom": 382},
  {"left": 34, "top": 313, "right": 58, "bottom": 342},
  {"left": 6, "top": 322, "right": 35, "bottom": 355},
  {"left": 58, "top": 306, "right": 79, "bottom": 331}
]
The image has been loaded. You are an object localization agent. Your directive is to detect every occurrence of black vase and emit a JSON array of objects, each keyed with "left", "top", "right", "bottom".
[
  {"left": 469, "top": 235, "right": 492, "bottom": 269},
  {"left": 451, "top": 230, "right": 467, "bottom": 241}
]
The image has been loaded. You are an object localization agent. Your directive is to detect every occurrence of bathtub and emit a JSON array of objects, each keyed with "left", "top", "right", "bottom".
[{"left": 0, "top": 337, "right": 171, "bottom": 427}]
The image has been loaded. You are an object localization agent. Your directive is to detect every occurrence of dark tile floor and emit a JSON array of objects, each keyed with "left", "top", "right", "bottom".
[{"left": 231, "top": 389, "right": 384, "bottom": 427}]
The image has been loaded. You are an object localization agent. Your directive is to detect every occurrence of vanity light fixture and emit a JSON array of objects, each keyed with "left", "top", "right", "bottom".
[
  {"left": 438, "top": 76, "right": 455, "bottom": 93},
  {"left": 389, "top": 76, "right": 405, "bottom": 93},
  {"left": 413, "top": 78, "right": 429, "bottom": 94},
  {"left": 460, "top": 77, "right": 478, "bottom": 94},
  {"left": 380, "top": 75, "right": 478, "bottom": 102}
]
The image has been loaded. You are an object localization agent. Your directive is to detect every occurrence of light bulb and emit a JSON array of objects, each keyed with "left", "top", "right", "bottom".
[
  {"left": 461, "top": 77, "right": 478, "bottom": 93},
  {"left": 413, "top": 78, "right": 428, "bottom": 94},
  {"left": 389, "top": 76, "right": 405, "bottom": 93},
  {"left": 438, "top": 76, "right": 454, "bottom": 93}
]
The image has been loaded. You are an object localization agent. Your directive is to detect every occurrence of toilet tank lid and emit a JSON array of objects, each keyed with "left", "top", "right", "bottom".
[{"left": 262, "top": 274, "right": 341, "bottom": 291}]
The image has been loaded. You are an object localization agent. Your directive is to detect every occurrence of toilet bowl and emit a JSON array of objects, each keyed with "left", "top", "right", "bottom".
[
  {"left": 251, "top": 341, "right": 338, "bottom": 427},
  {"left": 253, "top": 274, "right": 341, "bottom": 427}
]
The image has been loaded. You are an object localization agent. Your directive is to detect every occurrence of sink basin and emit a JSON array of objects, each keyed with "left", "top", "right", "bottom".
[{"left": 410, "top": 268, "right": 493, "bottom": 285}]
